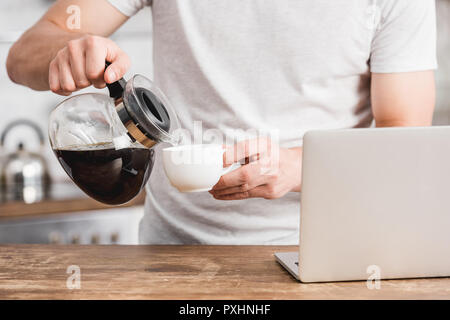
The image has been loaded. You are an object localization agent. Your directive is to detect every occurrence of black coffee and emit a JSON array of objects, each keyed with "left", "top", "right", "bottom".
[{"left": 54, "top": 143, "right": 154, "bottom": 205}]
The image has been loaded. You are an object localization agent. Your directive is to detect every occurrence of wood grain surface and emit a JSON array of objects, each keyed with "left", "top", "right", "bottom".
[
  {"left": 0, "top": 245, "right": 449, "bottom": 300},
  {"left": 0, "top": 192, "right": 145, "bottom": 221}
]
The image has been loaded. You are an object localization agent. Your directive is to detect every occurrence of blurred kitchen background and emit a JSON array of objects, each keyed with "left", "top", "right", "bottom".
[
  {"left": 0, "top": 0, "right": 153, "bottom": 244},
  {"left": 0, "top": 0, "right": 449, "bottom": 244}
]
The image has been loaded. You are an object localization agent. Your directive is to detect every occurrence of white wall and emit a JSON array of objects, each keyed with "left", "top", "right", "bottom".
[
  {"left": 0, "top": 0, "right": 153, "bottom": 181},
  {"left": 434, "top": 0, "right": 450, "bottom": 124}
]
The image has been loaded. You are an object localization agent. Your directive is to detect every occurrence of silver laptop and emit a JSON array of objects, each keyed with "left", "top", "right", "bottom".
[{"left": 276, "top": 126, "right": 450, "bottom": 282}]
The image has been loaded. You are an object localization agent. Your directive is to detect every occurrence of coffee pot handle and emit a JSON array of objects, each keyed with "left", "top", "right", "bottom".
[{"left": 105, "top": 61, "right": 127, "bottom": 101}]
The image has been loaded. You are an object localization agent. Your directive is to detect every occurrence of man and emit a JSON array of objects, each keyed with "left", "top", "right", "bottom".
[{"left": 6, "top": 0, "right": 436, "bottom": 244}]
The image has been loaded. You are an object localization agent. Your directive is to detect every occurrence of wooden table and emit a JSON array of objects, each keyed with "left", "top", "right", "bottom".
[{"left": 1, "top": 245, "right": 449, "bottom": 299}]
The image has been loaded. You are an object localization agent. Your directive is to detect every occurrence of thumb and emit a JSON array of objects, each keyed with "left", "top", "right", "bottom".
[{"left": 104, "top": 53, "right": 130, "bottom": 84}]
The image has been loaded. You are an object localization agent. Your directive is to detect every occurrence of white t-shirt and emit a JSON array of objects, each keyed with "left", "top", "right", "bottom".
[{"left": 108, "top": 0, "right": 437, "bottom": 244}]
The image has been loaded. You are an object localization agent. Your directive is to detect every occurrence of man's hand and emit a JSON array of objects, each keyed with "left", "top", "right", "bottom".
[
  {"left": 49, "top": 35, "right": 130, "bottom": 95},
  {"left": 6, "top": 0, "right": 128, "bottom": 92},
  {"left": 209, "top": 138, "right": 302, "bottom": 200}
]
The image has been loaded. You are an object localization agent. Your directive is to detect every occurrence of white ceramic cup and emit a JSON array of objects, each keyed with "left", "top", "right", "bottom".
[{"left": 162, "top": 144, "right": 240, "bottom": 192}]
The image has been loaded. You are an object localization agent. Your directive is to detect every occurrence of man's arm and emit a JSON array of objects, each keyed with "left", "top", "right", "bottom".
[
  {"left": 210, "top": 71, "right": 436, "bottom": 201},
  {"left": 371, "top": 71, "right": 435, "bottom": 127},
  {"left": 6, "top": 0, "right": 129, "bottom": 94}
]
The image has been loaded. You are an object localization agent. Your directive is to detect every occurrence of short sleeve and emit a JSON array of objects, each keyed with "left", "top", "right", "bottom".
[
  {"left": 370, "top": 0, "right": 437, "bottom": 73},
  {"left": 108, "top": 0, "right": 151, "bottom": 17}
]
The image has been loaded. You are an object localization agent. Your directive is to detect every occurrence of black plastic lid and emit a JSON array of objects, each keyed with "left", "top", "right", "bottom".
[{"left": 106, "top": 68, "right": 180, "bottom": 145}]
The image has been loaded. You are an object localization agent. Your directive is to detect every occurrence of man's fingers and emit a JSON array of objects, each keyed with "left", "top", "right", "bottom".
[
  {"left": 48, "top": 35, "right": 130, "bottom": 94},
  {"left": 212, "top": 191, "right": 250, "bottom": 201},
  {"left": 104, "top": 52, "right": 130, "bottom": 83},
  {"left": 58, "top": 57, "right": 77, "bottom": 93},
  {"left": 212, "top": 185, "right": 273, "bottom": 201},
  {"left": 47, "top": 35, "right": 131, "bottom": 95},
  {"left": 49, "top": 60, "right": 61, "bottom": 93},
  {"left": 85, "top": 38, "right": 107, "bottom": 88},
  {"left": 210, "top": 170, "right": 268, "bottom": 195},
  {"left": 212, "top": 162, "right": 260, "bottom": 191},
  {"left": 209, "top": 184, "right": 249, "bottom": 196},
  {"left": 68, "top": 41, "right": 90, "bottom": 89},
  {"left": 85, "top": 37, "right": 130, "bottom": 86},
  {"left": 247, "top": 185, "right": 277, "bottom": 199},
  {"left": 211, "top": 159, "right": 272, "bottom": 191},
  {"left": 224, "top": 137, "right": 272, "bottom": 166},
  {"left": 57, "top": 91, "right": 73, "bottom": 96}
]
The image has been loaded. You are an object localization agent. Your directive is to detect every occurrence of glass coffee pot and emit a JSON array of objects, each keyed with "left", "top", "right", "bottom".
[{"left": 49, "top": 65, "right": 180, "bottom": 204}]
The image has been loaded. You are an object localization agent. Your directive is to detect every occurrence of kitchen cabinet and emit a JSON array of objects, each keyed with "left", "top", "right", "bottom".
[
  {"left": 0, "top": 183, "right": 145, "bottom": 245},
  {"left": 0, "top": 206, "right": 143, "bottom": 245}
]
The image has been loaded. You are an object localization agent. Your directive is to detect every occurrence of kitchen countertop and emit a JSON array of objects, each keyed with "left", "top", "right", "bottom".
[
  {"left": 0, "top": 182, "right": 145, "bottom": 221},
  {"left": 1, "top": 245, "right": 450, "bottom": 299}
]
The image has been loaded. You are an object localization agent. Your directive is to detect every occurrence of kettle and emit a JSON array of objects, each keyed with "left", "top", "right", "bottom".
[
  {"left": 48, "top": 63, "right": 181, "bottom": 205},
  {"left": 0, "top": 119, "right": 51, "bottom": 203}
]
